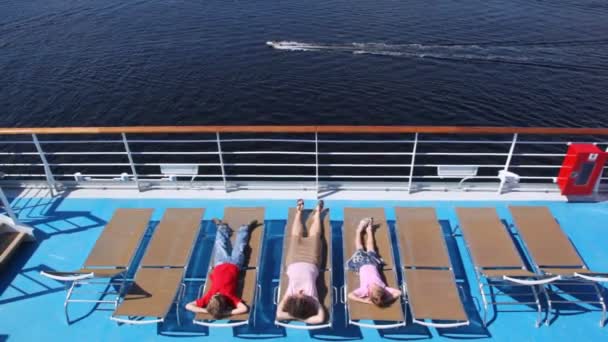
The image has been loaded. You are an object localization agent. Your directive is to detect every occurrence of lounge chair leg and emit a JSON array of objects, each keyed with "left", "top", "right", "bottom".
[
  {"left": 544, "top": 286, "right": 553, "bottom": 327},
  {"left": 64, "top": 281, "right": 78, "bottom": 325},
  {"left": 589, "top": 282, "right": 606, "bottom": 327},
  {"left": 478, "top": 276, "right": 489, "bottom": 327},
  {"left": 530, "top": 285, "right": 541, "bottom": 328}
]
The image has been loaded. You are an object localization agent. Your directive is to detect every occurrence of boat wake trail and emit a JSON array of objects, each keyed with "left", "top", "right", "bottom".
[{"left": 265, "top": 41, "right": 608, "bottom": 72}]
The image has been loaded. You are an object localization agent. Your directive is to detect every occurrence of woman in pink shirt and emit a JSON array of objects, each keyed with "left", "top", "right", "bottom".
[
  {"left": 276, "top": 199, "right": 325, "bottom": 324},
  {"left": 347, "top": 217, "right": 401, "bottom": 306}
]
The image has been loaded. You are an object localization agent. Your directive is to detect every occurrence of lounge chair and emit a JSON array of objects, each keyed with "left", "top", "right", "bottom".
[
  {"left": 0, "top": 232, "right": 28, "bottom": 269},
  {"left": 193, "top": 207, "right": 265, "bottom": 327},
  {"left": 456, "top": 207, "right": 556, "bottom": 327},
  {"left": 509, "top": 206, "right": 608, "bottom": 327},
  {"left": 395, "top": 207, "right": 469, "bottom": 328},
  {"left": 342, "top": 208, "right": 406, "bottom": 329},
  {"left": 111, "top": 208, "right": 205, "bottom": 325},
  {"left": 40, "top": 208, "right": 153, "bottom": 323},
  {"left": 274, "top": 206, "right": 333, "bottom": 330}
]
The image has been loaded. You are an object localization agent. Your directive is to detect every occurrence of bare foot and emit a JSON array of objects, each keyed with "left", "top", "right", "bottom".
[
  {"left": 366, "top": 217, "right": 374, "bottom": 231},
  {"left": 357, "top": 217, "right": 371, "bottom": 232},
  {"left": 315, "top": 200, "right": 324, "bottom": 213},
  {"left": 296, "top": 199, "right": 304, "bottom": 212}
]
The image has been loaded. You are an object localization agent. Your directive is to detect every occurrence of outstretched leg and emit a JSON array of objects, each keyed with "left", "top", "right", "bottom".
[
  {"left": 230, "top": 224, "right": 251, "bottom": 268},
  {"left": 291, "top": 199, "right": 305, "bottom": 237},
  {"left": 308, "top": 200, "right": 324, "bottom": 237},
  {"left": 365, "top": 218, "right": 377, "bottom": 253},
  {"left": 355, "top": 218, "right": 370, "bottom": 251},
  {"left": 212, "top": 219, "right": 232, "bottom": 266}
]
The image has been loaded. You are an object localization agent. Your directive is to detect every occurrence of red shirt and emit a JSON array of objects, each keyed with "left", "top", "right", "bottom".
[{"left": 196, "top": 263, "right": 242, "bottom": 308}]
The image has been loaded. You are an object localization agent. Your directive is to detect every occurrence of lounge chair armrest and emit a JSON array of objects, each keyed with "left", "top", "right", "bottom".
[
  {"left": 333, "top": 286, "right": 338, "bottom": 305},
  {"left": 413, "top": 319, "right": 469, "bottom": 328},
  {"left": 110, "top": 316, "right": 164, "bottom": 325},
  {"left": 193, "top": 319, "right": 248, "bottom": 327},
  {"left": 273, "top": 286, "right": 279, "bottom": 305},
  {"left": 574, "top": 273, "right": 608, "bottom": 282},
  {"left": 274, "top": 321, "right": 331, "bottom": 330},
  {"left": 40, "top": 271, "right": 94, "bottom": 281},
  {"left": 502, "top": 275, "right": 561, "bottom": 285}
]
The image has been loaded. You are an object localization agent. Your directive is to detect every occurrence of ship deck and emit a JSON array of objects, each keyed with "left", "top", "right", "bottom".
[{"left": 1, "top": 188, "right": 607, "bottom": 341}]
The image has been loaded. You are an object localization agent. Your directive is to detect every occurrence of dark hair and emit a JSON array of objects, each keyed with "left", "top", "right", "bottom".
[
  {"left": 283, "top": 295, "right": 318, "bottom": 320},
  {"left": 370, "top": 287, "right": 391, "bottom": 308},
  {"left": 207, "top": 294, "right": 229, "bottom": 319}
]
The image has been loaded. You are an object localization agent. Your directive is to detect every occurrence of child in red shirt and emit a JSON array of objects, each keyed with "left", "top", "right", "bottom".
[{"left": 185, "top": 219, "right": 251, "bottom": 318}]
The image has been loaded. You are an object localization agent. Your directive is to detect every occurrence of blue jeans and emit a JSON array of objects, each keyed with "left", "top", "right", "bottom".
[{"left": 213, "top": 224, "right": 249, "bottom": 268}]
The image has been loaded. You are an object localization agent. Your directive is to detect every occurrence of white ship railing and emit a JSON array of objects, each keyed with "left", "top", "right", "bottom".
[{"left": 0, "top": 125, "right": 607, "bottom": 195}]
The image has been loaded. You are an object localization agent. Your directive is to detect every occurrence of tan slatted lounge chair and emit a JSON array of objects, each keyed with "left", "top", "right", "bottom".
[
  {"left": 275, "top": 206, "right": 333, "bottom": 330},
  {"left": 111, "top": 208, "right": 204, "bottom": 325},
  {"left": 342, "top": 208, "right": 405, "bottom": 329},
  {"left": 193, "top": 207, "right": 265, "bottom": 327},
  {"left": 509, "top": 206, "right": 608, "bottom": 327},
  {"left": 456, "top": 207, "right": 558, "bottom": 327},
  {"left": 395, "top": 207, "right": 469, "bottom": 328},
  {"left": 40, "top": 208, "right": 153, "bottom": 323}
]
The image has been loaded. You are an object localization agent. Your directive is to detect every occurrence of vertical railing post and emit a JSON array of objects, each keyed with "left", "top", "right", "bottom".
[
  {"left": 407, "top": 133, "right": 419, "bottom": 194},
  {"left": 122, "top": 133, "right": 141, "bottom": 192},
  {"left": 497, "top": 133, "right": 518, "bottom": 194},
  {"left": 32, "top": 134, "right": 57, "bottom": 196},
  {"left": 315, "top": 132, "right": 319, "bottom": 196},
  {"left": 216, "top": 132, "right": 228, "bottom": 192},
  {"left": 0, "top": 185, "right": 20, "bottom": 224}
]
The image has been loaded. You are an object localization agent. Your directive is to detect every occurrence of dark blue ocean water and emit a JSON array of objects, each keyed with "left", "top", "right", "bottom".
[{"left": 1, "top": 0, "right": 607, "bottom": 128}]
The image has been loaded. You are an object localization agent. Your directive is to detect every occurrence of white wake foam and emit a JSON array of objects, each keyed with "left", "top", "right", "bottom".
[{"left": 267, "top": 41, "right": 536, "bottom": 62}]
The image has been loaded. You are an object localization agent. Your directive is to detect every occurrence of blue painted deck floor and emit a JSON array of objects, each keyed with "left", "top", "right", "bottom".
[{"left": 1, "top": 197, "right": 607, "bottom": 341}]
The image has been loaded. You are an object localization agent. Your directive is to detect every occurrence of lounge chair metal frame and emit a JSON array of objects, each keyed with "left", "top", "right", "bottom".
[
  {"left": 192, "top": 207, "right": 265, "bottom": 328},
  {"left": 463, "top": 256, "right": 548, "bottom": 328},
  {"left": 395, "top": 207, "right": 470, "bottom": 329},
  {"left": 510, "top": 206, "right": 607, "bottom": 327},
  {"left": 340, "top": 208, "right": 406, "bottom": 329},
  {"left": 454, "top": 207, "right": 556, "bottom": 327},
  {"left": 40, "top": 208, "right": 153, "bottom": 324},
  {"left": 110, "top": 208, "right": 204, "bottom": 326},
  {"left": 274, "top": 208, "right": 334, "bottom": 330}
]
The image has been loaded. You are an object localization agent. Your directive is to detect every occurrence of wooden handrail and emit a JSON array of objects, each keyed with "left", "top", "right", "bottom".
[{"left": 0, "top": 125, "right": 606, "bottom": 135}]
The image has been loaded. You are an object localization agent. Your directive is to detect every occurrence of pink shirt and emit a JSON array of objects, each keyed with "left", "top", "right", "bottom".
[
  {"left": 353, "top": 264, "right": 386, "bottom": 298},
  {"left": 286, "top": 262, "right": 319, "bottom": 299}
]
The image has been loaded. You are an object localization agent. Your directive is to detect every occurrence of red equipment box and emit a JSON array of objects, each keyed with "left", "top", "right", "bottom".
[{"left": 557, "top": 144, "right": 606, "bottom": 196}]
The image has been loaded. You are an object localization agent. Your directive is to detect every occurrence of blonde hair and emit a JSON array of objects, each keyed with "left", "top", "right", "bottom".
[{"left": 370, "top": 287, "right": 390, "bottom": 307}]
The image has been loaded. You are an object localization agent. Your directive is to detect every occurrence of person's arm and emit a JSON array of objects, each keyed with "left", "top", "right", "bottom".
[
  {"left": 229, "top": 301, "right": 248, "bottom": 316},
  {"left": 276, "top": 296, "right": 294, "bottom": 321},
  {"left": 185, "top": 301, "right": 208, "bottom": 313},
  {"left": 304, "top": 303, "right": 325, "bottom": 325},
  {"left": 386, "top": 287, "right": 402, "bottom": 301},
  {"left": 348, "top": 291, "right": 372, "bottom": 304}
]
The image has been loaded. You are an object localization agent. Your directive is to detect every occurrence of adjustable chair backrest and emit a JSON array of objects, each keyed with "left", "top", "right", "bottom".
[
  {"left": 510, "top": 206, "right": 585, "bottom": 271},
  {"left": 84, "top": 208, "right": 153, "bottom": 269},
  {"left": 457, "top": 207, "right": 528, "bottom": 270}
]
